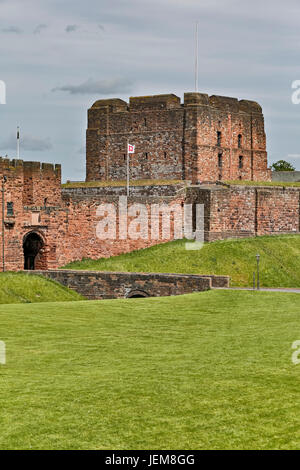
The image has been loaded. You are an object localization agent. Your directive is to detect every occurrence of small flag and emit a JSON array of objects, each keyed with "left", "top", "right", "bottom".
[
  {"left": 128, "top": 144, "right": 135, "bottom": 154},
  {"left": 17, "top": 127, "right": 20, "bottom": 139}
]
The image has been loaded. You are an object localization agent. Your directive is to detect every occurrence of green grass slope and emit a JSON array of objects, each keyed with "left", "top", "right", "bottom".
[
  {"left": 0, "top": 290, "right": 300, "bottom": 449},
  {"left": 0, "top": 273, "right": 84, "bottom": 304},
  {"left": 64, "top": 234, "right": 300, "bottom": 288}
]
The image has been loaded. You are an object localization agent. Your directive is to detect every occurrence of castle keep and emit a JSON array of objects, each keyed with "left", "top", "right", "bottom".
[
  {"left": 0, "top": 92, "right": 299, "bottom": 272},
  {"left": 86, "top": 93, "right": 270, "bottom": 183}
]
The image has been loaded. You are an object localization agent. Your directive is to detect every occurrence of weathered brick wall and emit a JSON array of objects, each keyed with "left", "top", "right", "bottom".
[
  {"left": 0, "top": 158, "right": 63, "bottom": 271},
  {"left": 58, "top": 188, "right": 187, "bottom": 265},
  {"left": 0, "top": 158, "right": 189, "bottom": 271},
  {"left": 256, "top": 187, "right": 300, "bottom": 235},
  {"left": 206, "top": 184, "right": 300, "bottom": 240},
  {"left": 86, "top": 92, "right": 271, "bottom": 184},
  {"left": 26, "top": 270, "right": 230, "bottom": 300},
  {"left": 0, "top": 155, "right": 299, "bottom": 273}
]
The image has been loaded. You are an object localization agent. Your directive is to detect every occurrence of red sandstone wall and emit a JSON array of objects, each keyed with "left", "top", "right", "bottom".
[
  {"left": 207, "top": 185, "right": 300, "bottom": 241},
  {"left": 0, "top": 158, "right": 63, "bottom": 271},
  {"left": 0, "top": 154, "right": 299, "bottom": 272},
  {"left": 86, "top": 95, "right": 185, "bottom": 182},
  {"left": 86, "top": 92, "right": 270, "bottom": 184}
]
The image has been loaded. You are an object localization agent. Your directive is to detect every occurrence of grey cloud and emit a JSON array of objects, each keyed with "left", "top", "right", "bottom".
[
  {"left": 34, "top": 24, "right": 48, "bottom": 34},
  {"left": 0, "top": 134, "right": 53, "bottom": 152},
  {"left": 1, "top": 26, "right": 23, "bottom": 34},
  {"left": 52, "top": 78, "right": 134, "bottom": 95},
  {"left": 65, "top": 24, "right": 79, "bottom": 33}
]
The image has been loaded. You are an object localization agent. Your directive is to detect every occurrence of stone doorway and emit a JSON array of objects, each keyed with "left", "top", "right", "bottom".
[{"left": 23, "top": 232, "right": 45, "bottom": 270}]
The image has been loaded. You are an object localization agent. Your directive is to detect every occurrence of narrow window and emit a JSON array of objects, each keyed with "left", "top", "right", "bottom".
[
  {"left": 124, "top": 154, "right": 126, "bottom": 161},
  {"left": 218, "top": 153, "right": 223, "bottom": 168},
  {"left": 239, "top": 155, "right": 244, "bottom": 169},
  {"left": 164, "top": 151, "right": 167, "bottom": 159},
  {"left": 238, "top": 134, "right": 242, "bottom": 148},
  {"left": 145, "top": 152, "right": 148, "bottom": 160},
  {"left": 217, "top": 131, "right": 222, "bottom": 146},
  {"left": 144, "top": 118, "right": 147, "bottom": 127},
  {"left": 7, "top": 202, "right": 14, "bottom": 217},
  {"left": 192, "top": 203, "right": 197, "bottom": 232}
]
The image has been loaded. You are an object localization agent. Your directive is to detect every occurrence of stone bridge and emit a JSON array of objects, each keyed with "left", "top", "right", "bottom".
[{"left": 25, "top": 270, "right": 230, "bottom": 300}]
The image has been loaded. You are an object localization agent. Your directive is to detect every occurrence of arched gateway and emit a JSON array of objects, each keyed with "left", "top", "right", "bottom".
[{"left": 23, "top": 232, "right": 46, "bottom": 270}]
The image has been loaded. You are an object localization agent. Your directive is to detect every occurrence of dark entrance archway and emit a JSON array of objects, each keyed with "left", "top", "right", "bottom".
[
  {"left": 127, "top": 290, "right": 150, "bottom": 299},
  {"left": 23, "top": 232, "right": 45, "bottom": 270}
]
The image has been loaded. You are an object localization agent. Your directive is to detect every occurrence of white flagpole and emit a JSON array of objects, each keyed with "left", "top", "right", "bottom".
[
  {"left": 17, "top": 126, "right": 20, "bottom": 159},
  {"left": 195, "top": 22, "right": 198, "bottom": 92},
  {"left": 127, "top": 140, "right": 129, "bottom": 197}
]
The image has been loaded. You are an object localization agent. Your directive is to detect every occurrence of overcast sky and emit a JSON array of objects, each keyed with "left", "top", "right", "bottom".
[{"left": 0, "top": 0, "right": 300, "bottom": 181}]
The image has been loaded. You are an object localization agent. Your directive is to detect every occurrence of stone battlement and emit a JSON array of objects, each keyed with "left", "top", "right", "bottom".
[
  {"left": 88, "top": 92, "right": 262, "bottom": 114},
  {"left": 0, "top": 157, "right": 61, "bottom": 176}
]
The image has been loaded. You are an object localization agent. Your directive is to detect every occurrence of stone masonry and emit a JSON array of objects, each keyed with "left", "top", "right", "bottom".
[
  {"left": 26, "top": 270, "right": 230, "bottom": 300},
  {"left": 86, "top": 93, "right": 271, "bottom": 184},
  {"left": 0, "top": 93, "right": 298, "bottom": 273}
]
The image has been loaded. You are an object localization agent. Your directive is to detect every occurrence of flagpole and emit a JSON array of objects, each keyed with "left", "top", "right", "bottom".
[
  {"left": 126, "top": 140, "right": 129, "bottom": 197},
  {"left": 195, "top": 22, "right": 198, "bottom": 92},
  {"left": 17, "top": 126, "right": 20, "bottom": 159}
]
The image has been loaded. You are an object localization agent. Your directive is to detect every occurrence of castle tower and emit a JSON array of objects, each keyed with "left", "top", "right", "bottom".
[{"left": 86, "top": 92, "right": 270, "bottom": 184}]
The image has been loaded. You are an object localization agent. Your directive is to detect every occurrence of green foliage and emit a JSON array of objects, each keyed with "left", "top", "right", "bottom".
[
  {"left": 226, "top": 180, "right": 300, "bottom": 186},
  {"left": 63, "top": 235, "right": 300, "bottom": 288},
  {"left": 62, "top": 179, "right": 182, "bottom": 188},
  {"left": 0, "top": 290, "right": 300, "bottom": 449},
  {"left": 0, "top": 272, "right": 84, "bottom": 304},
  {"left": 271, "top": 160, "right": 296, "bottom": 171}
]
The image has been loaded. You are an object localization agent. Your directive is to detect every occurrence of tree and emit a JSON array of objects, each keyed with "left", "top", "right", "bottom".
[{"left": 271, "top": 160, "right": 295, "bottom": 172}]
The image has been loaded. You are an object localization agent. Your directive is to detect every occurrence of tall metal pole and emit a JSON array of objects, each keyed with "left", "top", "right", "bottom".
[
  {"left": 17, "top": 126, "right": 20, "bottom": 159},
  {"left": 256, "top": 254, "right": 260, "bottom": 290},
  {"left": 126, "top": 140, "right": 129, "bottom": 197},
  {"left": 195, "top": 22, "right": 198, "bottom": 92}
]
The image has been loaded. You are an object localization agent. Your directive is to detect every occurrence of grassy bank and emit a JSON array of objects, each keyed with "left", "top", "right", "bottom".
[
  {"left": 63, "top": 235, "right": 300, "bottom": 288},
  {"left": 0, "top": 272, "right": 84, "bottom": 304}
]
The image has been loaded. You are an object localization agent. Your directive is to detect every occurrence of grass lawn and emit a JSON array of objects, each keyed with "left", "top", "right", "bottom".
[
  {"left": 225, "top": 180, "right": 300, "bottom": 187},
  {"left": 0, "top": 273, "right": 84, "bottom": 304},
  {"left": 62, "top": 179, "right": 182, "bottom": 188},
  {"left": 63, "top": 234, "right": 300, "bottom": 288},
  {"left": 1, "top": 289, "right": 300, "bottom": 449}
]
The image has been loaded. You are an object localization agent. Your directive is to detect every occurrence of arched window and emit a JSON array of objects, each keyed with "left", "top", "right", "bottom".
[
  {"left": 238, "top": 134, "right": 242, "bottom": 148},
  {"left": 217, "top": 131, "right": 222, "bottom": 146},
  {"left": 239, "top": 155, "right": 244, "bottom": 169}
]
